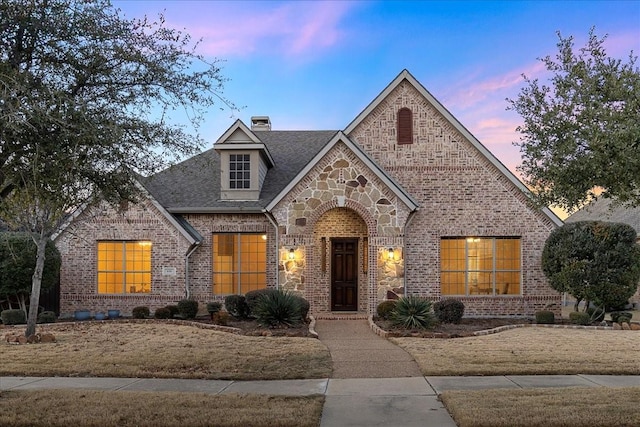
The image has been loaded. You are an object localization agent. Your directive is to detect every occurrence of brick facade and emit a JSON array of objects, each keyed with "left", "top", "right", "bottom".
[{"left": 55, "top": 72, "right": 561, "bottom": 318}]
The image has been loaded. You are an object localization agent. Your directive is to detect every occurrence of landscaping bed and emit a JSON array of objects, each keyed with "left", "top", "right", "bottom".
[{"left": 375, "top": 317, "right": 538, "bottom": 338}]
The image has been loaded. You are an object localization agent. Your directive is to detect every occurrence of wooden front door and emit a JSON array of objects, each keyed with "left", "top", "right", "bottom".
[{"left": 331, "top": 239, "right": 358, "bottom": 311}]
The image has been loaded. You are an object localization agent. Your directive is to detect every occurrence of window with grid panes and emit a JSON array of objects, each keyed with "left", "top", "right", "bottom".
[
  {"left": 97, "top": 241, "right": 151, "bottom": 294},
  {"left": 440, "top": 237, "right": 521, "bottom": 296},
  {"left": 212, "top": 233, "right": 267, "bottom": 295},
  {"left": 229, "top": 154, "right": 251, "bottom": 189}
]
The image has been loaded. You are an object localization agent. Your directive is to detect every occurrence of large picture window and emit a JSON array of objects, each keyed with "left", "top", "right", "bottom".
[
  {"left": 213, "top": 233, "right": 267, "bottom": 295},
  {"left": 441, "top": 237, "right": 521, "bottom": 296},
  {"left": 97, "top": 241, "right": 152, "bottom": 294}
]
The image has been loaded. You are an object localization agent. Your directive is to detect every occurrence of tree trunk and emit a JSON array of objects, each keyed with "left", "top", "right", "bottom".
[{"left": 25, "top": 235, "right": 47, "bottom": 337}]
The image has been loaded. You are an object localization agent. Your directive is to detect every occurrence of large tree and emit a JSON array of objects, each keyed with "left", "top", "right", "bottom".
[
  {"left": 0, "top": 0, "right": 232, "bottom": 336},
  {"left": 541, "top": 221, "right": 640, "bottom": 313},
  {"left": 508, "top": 28, "right": 640, "bottom": 213}
]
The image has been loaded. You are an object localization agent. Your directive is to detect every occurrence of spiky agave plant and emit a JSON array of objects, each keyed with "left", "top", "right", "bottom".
[
  {"left": 253, "top": 290, "right": 303, "bottom": 327},
  {"left": 391, "top": 296, "right": 435, "bottom": 329}
]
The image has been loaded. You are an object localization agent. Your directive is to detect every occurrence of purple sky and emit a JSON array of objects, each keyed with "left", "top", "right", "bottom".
[{"left": 113, "top": 0, "right": 639, "bottom": 178}]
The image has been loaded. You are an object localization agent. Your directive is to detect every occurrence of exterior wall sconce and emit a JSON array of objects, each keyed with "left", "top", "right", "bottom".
[
  {"left": 288, "top": 248, "right": 295, "bottom": 260},
  {"left": 387, "top": 248, "right": 394, "bottom": 260}
]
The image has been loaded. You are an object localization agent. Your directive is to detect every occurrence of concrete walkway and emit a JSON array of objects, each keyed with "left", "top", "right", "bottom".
[
  {"left": 314, "top": 319, "right": 422, "bottom": 378},
  {"left": 2, "top": 375, "right": 639, "bottom": 426}
]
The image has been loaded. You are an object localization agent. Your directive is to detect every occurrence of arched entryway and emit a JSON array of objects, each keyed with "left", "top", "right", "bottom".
[{"left": 313, "top": 208, "right": 369, "bottom": 312}]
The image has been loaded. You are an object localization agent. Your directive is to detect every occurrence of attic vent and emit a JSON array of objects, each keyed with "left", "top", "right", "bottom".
[
  {"left": 397, "top": 107, "right": 413, "bottom": 144},
  {"left": 251, "top": 116, "right": 271, "bottom": 131}
]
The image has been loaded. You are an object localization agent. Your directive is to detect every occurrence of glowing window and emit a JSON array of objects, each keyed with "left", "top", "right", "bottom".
[
  {"left": 440, "top": 238, "right": 521, "bottom": 296},
  {"left": 212, "top": 233, "right": 267, "bottom": 295},
  {"left": 97, "top": 241, "right": 151, "bottom": 294}
]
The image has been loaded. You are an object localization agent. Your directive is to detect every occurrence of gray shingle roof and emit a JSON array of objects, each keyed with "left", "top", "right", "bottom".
[
  {"left": 565, "top": 198, "right": 640, "bottom": 235},
  {"left": 142, "top": 130, "right": 337, "bottom": 212}
]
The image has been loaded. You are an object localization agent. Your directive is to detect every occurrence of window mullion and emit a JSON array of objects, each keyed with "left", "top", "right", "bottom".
[{"left": 122, "top": 242, "right": 127, "bottom": 294}]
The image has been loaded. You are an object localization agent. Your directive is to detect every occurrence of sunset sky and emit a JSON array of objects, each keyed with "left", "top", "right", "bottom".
[{"left": 113, "top": 0, "right": 640, "bottom": 176}]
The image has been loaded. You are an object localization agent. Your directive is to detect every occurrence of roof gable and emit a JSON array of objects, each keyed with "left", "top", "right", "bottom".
[
  {"left": 215, "top": 119, "right": 274, "bottom": 167},
  {"left": 266, "top": 131, "right": 419, "bottom": 212},
  {"left": 345, "top": 69, "right": 562, "bottom": 227}
]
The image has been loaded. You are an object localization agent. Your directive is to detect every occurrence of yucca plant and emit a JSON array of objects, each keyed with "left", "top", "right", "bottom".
[
  {"left": 391, "top": 296, "right": 435, "bottom": 329},
  {"left": 253, "top": 290, "right": 303, "bottom": 327}
]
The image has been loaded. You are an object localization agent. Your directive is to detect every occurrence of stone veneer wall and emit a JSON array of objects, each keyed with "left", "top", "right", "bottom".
[
  {"left": 55, "top": 199, "right": 191, "bottom": 317},
  {"left": 348, "top": 80, "right": 561, "bottom": 316},
  {"left": 271, "top": 141, "right": 415, "bottom": 314}
]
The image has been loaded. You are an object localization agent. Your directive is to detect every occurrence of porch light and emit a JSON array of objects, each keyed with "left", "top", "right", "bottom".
[
  {"left": 288, "top": 248, "right": 295, "bottom": 260},
  {"left": 261, "top": 234, "right": 267, "bottom": 240},
  {"left": 387, "top": 248, "right": 394, "bottom": 260}
]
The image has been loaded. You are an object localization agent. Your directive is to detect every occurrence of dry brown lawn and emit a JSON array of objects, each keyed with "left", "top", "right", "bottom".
[
  {"left": 1, "top": 321, "right": 331, "bottom": 380},
  {"left": 441, "top": 387, "right": 640, "bottom": 427},
  {"left": 0, "top": 389, "right": 324, "bottom": 427},
  {"left": 393, "top": 328, "right": 640, "bottom": 375}
]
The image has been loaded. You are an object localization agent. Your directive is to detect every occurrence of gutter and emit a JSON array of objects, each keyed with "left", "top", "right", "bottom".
[
  {"left": 184, "top": 241, "right": 202, "bottom": 299},
  {"left": 262, "top": 210, "right": 280, "bottom": 290}
]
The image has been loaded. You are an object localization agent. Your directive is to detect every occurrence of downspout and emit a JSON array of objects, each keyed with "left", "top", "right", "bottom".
[
  {"left": 263, "top": 210, "right": 280, "bottom": 290},
  {"left": 403, "top": 208, "right": 419, "bottom": 295},
  {"left": 184, "top": 241, "right": 202, "bottom": 299}
]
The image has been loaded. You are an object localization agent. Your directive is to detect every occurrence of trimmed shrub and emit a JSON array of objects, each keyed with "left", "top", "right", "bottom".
[
  {"left": 433, "top": 299, "right": 465, "bottom": 324},
  {"left": 391, "top": 296, "right": 435, "bottom": 330},
  {"left": 132, "top": 306, "right": 150, "bottom": 319},
  {"left": 245, "top": 289, "right": 278, "bottom": 316},
  {"left": 165, "top": 305, "right": 179, "bottom": 318},
  {"left": 569, "top": 311, "right": 591, "bottom": 325},
  {"left": 154, "top": 307, "right": 172, "bottom": 319},
  {"left": 253, "top": 290, "right": 302, "bottom": 327},
  {"left": 376, "top": 300, "right": 397, "bottom": 320},
  {"left": 294, "top": 295, "right": 310, "bottom": 321},
  {"left": 177, "top": 299, "right": 199, "bottom": 319},
  {"left": 37, "top": 311, "right": 57, "bottom": 324},
  {"left": 206, "top": 301, "right": 222, "bottom": 315},
  {"left": 611, "top": 311, "right": 633, "bottom": 324},
  {"left": 1, "top": 309, "right": 26, "bottom": 325},
  {"left": 586, "top": 306, "right": 605, "bottom": 322},
  {"left": 212, "top": 311, "right": 230, "bottom": 326},
  {"left": 535, "top": 310, "right": 555, "bottom": 324},
  {"left": 224, "top": 295, "right": 248, "bottom": 318}
]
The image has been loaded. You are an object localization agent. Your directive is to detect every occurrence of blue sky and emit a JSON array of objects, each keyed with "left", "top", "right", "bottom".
[{"left": 113, "top": 0, "right": 640, "bottom": 174}]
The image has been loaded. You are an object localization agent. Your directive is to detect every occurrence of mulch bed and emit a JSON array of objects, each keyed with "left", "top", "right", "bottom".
[
  {"left": 192, "top": 316, "right": 314, "bottom": 337},
  {"left": 374, "top": 317, "right": 541, "bottom": 338}
]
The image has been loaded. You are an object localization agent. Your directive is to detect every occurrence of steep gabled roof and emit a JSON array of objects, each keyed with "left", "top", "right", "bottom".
[
  {"left": 142, "top": 130, "right": 336, "bottom": 213},
  {"left": 565, "top": 198, "right": 640, "bottom": 235},
  {"left": 345, "top": 69, "right": 563, "bottom": 227},
  {"left": 266, "top": 131, "right": 419, "bottom": 212}
]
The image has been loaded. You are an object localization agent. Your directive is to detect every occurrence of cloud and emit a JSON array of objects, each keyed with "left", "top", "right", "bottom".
[{"left": 162, "top": 1, "right": 355, "bottom": 58}]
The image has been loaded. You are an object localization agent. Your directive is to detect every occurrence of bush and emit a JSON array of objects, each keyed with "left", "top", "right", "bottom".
[
  {"left": 37, "top": 311, "right": 57, "bottom": 324},
  {"left": 177, "top": 299, "right": 199, "bottom": 319},
  {"left": 154, "top": 307, "right": 172, "bottom": 319},
  {"left": 586, "top": 306, "right": 605, "bottom": 322},
  {"left": 569, "top": 311, "right": 591, "bottom": 325},
  {"left": 252, "top": 290, "right": 302, "bottom": 327},
  {"left": 535, "top": 310, "right": 555, "bottom": 324},
  {"left": 611, "top": 311, "right": 633, "bottom": 323},
  {"left": 245, "top": 289, "right": 278, "bottom": 316},
  {"left": 132, "top": 306, "right": 150, "bottom": 319},
  {"left": 206, "top": 301, "right": 222, "bottom": 314},
  {"left": 376, "top": 300, "right": 397, "bottom": 320},
  {"left": 1, "top": 309, "right": 26, "bottom": 325},
  {"left": 212, "top": 311, "right": 230, "bottom": 326},
  {"left": 433, "top": 299, "right": 465, "bottom": 324},
  {"left": 224, "top": 295, "right": 248, "bottom": 318},
  {"left": 165, "top": 305, "right": 179, "bottom": 318},
  {"left": 294, "top": 295, "right": 310, "bottom": 321},
  {"left": 391, "top": 296, "right": 435, "bottom": 330}
]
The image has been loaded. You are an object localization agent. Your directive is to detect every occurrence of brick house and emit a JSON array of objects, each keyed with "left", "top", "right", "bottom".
[{"left": 54, "top": 70, "right": 562, "bottom": 317}]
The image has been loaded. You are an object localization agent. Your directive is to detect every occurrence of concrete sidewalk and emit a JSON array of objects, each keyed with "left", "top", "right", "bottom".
[
  {"left": 315, "top": 319, "right": 422, "bottom": 378},
  {"left": 2, "top": 375, "right": 638, "bottom": 426}
]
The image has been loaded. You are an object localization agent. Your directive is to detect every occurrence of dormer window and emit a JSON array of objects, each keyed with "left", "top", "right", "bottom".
[
  {"left": 229, "top": 154, "right": 251, "bottom": 189},
  {"left": 397, "top": 107, "right": 413, "bottom": 144}
]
